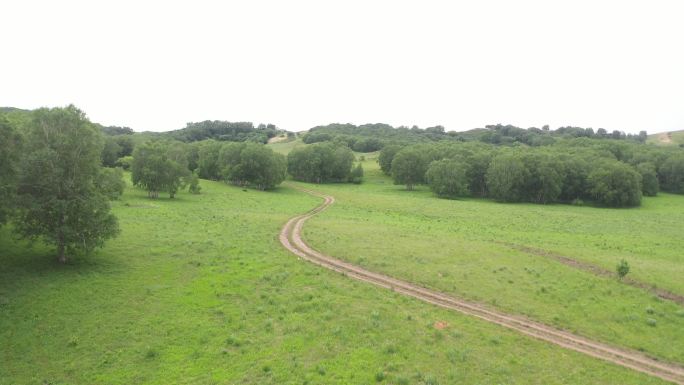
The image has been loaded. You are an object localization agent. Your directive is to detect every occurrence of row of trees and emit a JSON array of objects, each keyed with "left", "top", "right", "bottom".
[
  {"left": 128, "top": 139, "right": 364, "bottom": 197},
  {"left": 0, "top": 106, "right": 122, "bottom": 263},
  {"left": 381, "top": 139, "right": 684, "bottom": 207},
  {"left": 301, "top": 123, "right": 649, "bottom": 153}
]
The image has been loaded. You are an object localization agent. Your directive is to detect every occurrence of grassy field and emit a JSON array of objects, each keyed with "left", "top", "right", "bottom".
[
  {"left": 0, "top": 175, "right": 673, "bottom": 384},
  {"left": 268, "top": 138, "right": 306, "bottom": 155},
  {"left": 300, "top": 154, "right": 684, "bottom": 364}
]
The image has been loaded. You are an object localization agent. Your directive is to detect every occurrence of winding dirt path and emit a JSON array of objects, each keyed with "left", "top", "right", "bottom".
[{"left": 279, "top": 185, "right": 684, "bottom": 384}]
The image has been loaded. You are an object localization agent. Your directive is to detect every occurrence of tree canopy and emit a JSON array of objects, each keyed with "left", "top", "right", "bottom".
[{"left": 14, "top": 106, "right": 120, "bottom": 262}]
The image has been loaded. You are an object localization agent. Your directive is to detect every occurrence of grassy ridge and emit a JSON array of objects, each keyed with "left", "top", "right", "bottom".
[
  {"left": 301, "top": 155, "right": 684, "bottom": 363},
  {"left": 0, "top": 177, "right": 670, "bottom": 384},
  {"left": 647, "top": 130, "right": 684, "bottom": 146}
]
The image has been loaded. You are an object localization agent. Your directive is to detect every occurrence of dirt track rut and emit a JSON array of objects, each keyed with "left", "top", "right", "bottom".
[{"left": 279, "top": 185, "right": 684, "bottom": 385}]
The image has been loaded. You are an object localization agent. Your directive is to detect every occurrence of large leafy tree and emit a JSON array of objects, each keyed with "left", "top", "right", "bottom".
[
  {"left": 391, "top": 147, "right": 429, "bottom": 190},
  {"left": 660, "top": 154, "right": 684, "bottom": 193},
  {"left": 485, "top": 153, "right": 529, "bottom": 202},
  {"left": 378, "top": 145, "right": 402, "bottom": 175},
  {"left": 587, "top": 161, "right": 642, "bottom": 207},
  {"left": 636, "top": 162, "right": 659, "bottom": 196},
  {"left": 15, "top": 106, "right": 119, "bottom": 263},
  {"left": 0, "top": 116, "right": 21, "bottom": 226},
  {"left": 131, "top": 142, "right": 188, "bottom": 198},
  {"left": 219, "top": 142, "right": 286, "bottom": 190},
  {"left": 287, "top": 143, "right": 355, "bottom": 183},
  {"left": 426, "top": 159, "right": 469, "bottom": 198}
]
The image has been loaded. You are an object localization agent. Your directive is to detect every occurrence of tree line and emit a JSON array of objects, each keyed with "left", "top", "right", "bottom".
[
  {"left": 133, "top": 140, "right": 363, "bottom": 195},
  {"left": 301, "top": 122, "right": 649, "bottom": 153},
  {"left": 380, "top": 139, "right": 684, "bottom": 207}
]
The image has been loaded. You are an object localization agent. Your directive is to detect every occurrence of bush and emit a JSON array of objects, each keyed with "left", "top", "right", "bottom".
[{"left": 616, "top": 259, "right": 630, "bottom": 280}]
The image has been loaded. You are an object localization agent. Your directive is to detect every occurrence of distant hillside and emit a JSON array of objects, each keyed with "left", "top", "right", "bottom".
[{"left": 648, "top": 130, "right": 684, "bottom": 146}]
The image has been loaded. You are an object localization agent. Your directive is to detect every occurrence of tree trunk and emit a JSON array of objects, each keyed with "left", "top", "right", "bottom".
[{"left": 57, "top": 239, "right": 67, "bottom": 264}]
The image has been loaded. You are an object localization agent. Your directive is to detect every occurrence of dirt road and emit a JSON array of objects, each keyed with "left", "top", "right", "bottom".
[{"left": 279, "top": 185, "right": 684, "bottom": 384}]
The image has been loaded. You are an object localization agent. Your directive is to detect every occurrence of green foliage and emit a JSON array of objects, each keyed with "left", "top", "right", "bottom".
[
  {"left": 485, "top": 153, "right": 529, "bottom": 202},
  {"left": 287, "top": 143, "right": 355, "bottom": 183},
  {"left": 378, "top": 145, "right": 402, "bottom": 175},
  {"left": 352, "top": 137, "right": 383, "bottom": 152},
  {"left": 636, "top": 162, "right": 659, "bottom": 196},
  {"left": 349, "top": 163, "right": 364, "bottom": 184},
  {"left": 219, "top": 142, "right": 286, "bottom": 190},
  {"left": 0, "top": 116, "right": 21, "bottom": 226},
  {"left": 115, "top": 155, "right": 134, "bottom": 170},
  {"left": 660, "top": 154, "right": 684, "bottom": 193},
  {"left": 196, "top": 140, "right": 223, "bottom": 180},
  {"left": 588, "top": 161, "right": 642, "bottom": 207},
  {"left": 187, "top": 171, "right": 202, "bottom": 194},
  {"left": 616, "top": 259, "right": 630, "bottom": 280},
  {"left": 391, "top": 147, "right": 429, "bottom": 190},
  {"left": 164, "top": 120, "right": 279, "bottom": 143},
  {"left": 426, "top": 159, "right": 469, "bottom": 199},
  {"left": 96, "top": 167, "right": 126, "bottom": 200},
  {"left": 101, "top": 136, "right": 122, "bottom": 167},
  {"left": 131, "top": 142, "right": 189, "bottom": 198},
  {"left": 14, "top": 105, "right": 119, "bottom": 262}
]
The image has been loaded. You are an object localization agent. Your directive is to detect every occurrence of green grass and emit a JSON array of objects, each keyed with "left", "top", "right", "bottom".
[
  {"left": 301, "top": 157, "right": 684, "bottom": 364},
  {"left": 0, "top": 175, "right": 671, "bottom": 384},
  {"left": 267, "top": 137, "right": 305, "bottom": 155}
]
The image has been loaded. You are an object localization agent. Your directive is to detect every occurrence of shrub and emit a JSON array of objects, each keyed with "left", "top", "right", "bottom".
[{"left": 616, "top": 259, "right": 630, "bottom": 280}]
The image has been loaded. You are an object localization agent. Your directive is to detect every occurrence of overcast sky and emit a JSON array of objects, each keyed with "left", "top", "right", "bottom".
[{"left": 2, "top": 0, "right": 683, "bottom": 134}]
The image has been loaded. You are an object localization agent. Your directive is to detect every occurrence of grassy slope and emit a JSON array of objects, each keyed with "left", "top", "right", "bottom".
[
  {"left": 268, "top": 137, "right": 305, "bottom": 155},
  {"left": 0, "top": 178, "right": 670, "bottom": 384},
  {"left": 301, "top": 153, "right": 684, "bottom": 364},
  {"left": 647, "top": 130, "right": 684, "bottom": 146}
]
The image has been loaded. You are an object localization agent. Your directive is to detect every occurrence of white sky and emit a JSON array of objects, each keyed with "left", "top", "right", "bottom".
[{"left": 2, "top": 0, "right": 683, "bottom": 134}]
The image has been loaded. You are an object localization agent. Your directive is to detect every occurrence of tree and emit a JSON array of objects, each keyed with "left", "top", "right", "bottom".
[
  {"left": 197, "top": 140, "right": 223, "bottom": 180},
  {"left": 287, "top": 143, "right": 355, "bottom": 183},
  {"left": 348, "top": 163, "right": 364, "bottom": 184},
  {"left": 520, "top": 153, "right": 563, "bottom": 204},
  {"left": 660, "top": 154, "right": 684, "bottom": 193},
  {"left": 616, "top": 259, "right": 630, "bottom": 280},
  {"left": 391, "top": 147, "right": 428, "bottom": 190},
  {"left": 188, "top": 171, "right": 201, "bottom": 194},
  {"left": 485, "top": 153, "right": 529, "bottom": 202},
  {"left": 0, "top": 116, "right": 21, "bottom": 226},
  {"left": 96, "top": 167, "right": 126, "bottom": 200},
  {"left": 378, "top": 145, "right": 402, "bottom": 175},
  {"left": 227, "top": 143, "right": 287, "bottom": 190},
  {"left": 131, "top": 142, "right": 187, "bottom": 198},
  {"left": 15, "top": 106, "right": 119, "bottom": 263},
  {"left": 426, "top": 159, "right": 469, "bottom": 198},
  {"left": 102, "top": 136, "right": 122, "bottom": 167},
  {"left": 587, "top": 161, "right": 642, "bottom": 207},
  {"left": 636, "top": 162, "right": 659, "bottom": 196}
]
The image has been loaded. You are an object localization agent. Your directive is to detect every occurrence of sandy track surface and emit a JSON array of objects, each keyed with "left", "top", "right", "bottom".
[{"left": 279, "top": 185, "right": 684, "bottom": 384}]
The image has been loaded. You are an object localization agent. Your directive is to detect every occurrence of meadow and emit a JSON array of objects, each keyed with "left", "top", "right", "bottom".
[
  {"left": 301, "top": 154, "right": 684, "bottom": 364},
  {"left": 0, "top": 175, "right": 673, "bottom": 384}
]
